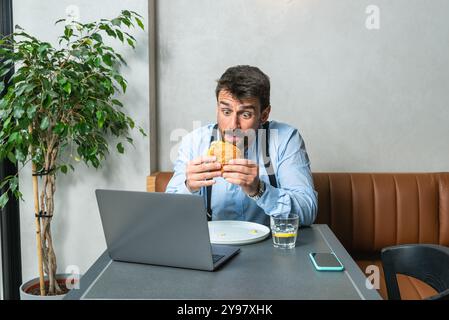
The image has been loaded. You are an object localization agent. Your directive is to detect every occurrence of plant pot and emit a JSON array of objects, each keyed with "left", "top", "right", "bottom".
[{"left": 20, "top": 273, "right": 78, "bottom": 300}]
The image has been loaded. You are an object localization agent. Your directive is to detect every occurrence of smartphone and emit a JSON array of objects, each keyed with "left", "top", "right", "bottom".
[{"left": 309, "top": 252, "right": 345, "bottom": 271}]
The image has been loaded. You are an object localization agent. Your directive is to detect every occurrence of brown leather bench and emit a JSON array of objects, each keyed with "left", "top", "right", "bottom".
[{"left": 147, "top": 172, "right": 449, "bottom": 300}]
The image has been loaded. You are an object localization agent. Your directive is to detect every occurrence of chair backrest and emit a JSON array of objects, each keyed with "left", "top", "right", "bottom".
[
  {"left": 381, "top": 244, "right": 449, "bottom": 300},
  {"left": 147, "top": 172, "right": 449, "bottom": 255}
]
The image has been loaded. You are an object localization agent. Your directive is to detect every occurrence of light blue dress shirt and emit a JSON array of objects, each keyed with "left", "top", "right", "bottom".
[{"left": 165, "top": 120, "right": 318, "bottom": 226}]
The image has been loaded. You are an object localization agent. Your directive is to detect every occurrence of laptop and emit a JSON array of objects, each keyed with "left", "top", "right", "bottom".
[{"left": 95, "top": 189, "right": 241, "bottom": 271}]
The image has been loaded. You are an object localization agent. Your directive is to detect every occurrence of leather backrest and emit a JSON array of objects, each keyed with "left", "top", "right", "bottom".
[
  {"left": 313, "top": 173, "right": 449, "bottom": 255},
  {"left": 147, "top": 172, "right": 449, "bottom": 254}
]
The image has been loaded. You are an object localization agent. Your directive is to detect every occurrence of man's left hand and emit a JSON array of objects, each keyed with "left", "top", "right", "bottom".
[{"left": 222, "top": 159, "right": 259, "bottom": 196}]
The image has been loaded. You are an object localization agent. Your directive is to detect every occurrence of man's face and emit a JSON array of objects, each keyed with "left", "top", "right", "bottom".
[{"left": 216, "top": 90, "right": 270, "bottom": 149}]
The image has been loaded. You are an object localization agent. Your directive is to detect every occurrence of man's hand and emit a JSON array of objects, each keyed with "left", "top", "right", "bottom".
[
  {"left": 185, "top": 156, "right": 222, "bottom": 193},
  {"left": 222, "top": 159, "right": 260, "bottom": 196}
]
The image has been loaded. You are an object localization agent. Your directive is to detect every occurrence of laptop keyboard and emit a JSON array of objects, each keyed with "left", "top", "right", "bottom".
[{"left": 212, "top": 254, "right": 225, "bottom": 264}]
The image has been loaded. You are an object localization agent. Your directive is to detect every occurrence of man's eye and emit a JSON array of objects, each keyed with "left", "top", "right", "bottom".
[
  {"left": 241, "top": 112, "right": 253, "bottom": 119},
  {"left": 223, "top": 110, "right": 232, "bottom": 116}
]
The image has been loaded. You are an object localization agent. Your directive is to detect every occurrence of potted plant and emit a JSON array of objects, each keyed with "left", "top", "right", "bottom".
[{"left": 0, "top": 10, "right": 146, "bottom": 298}]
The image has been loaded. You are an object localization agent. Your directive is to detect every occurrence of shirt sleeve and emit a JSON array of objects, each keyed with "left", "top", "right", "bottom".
[
  {"left": 254, "top": 128, "right": 318, "bottom": 226},
  {"left": 165, "top": 134, "right": 201, "bottom": 195}
]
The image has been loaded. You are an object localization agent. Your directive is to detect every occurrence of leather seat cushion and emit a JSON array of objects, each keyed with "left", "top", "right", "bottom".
[{"left": 356, "top": 259, "right": 438, "bottom": 300}]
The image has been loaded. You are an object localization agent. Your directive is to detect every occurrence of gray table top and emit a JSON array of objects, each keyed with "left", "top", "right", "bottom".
[{"left": 65, "top": 224, "right": 382, "bottom": 300}]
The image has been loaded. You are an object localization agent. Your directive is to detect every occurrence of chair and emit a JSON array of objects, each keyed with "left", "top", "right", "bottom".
[{"left": 381, "top": 244, "right": 449, "bottom": 300}]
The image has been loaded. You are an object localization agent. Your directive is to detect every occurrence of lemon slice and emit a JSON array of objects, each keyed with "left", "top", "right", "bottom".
[{"left": 273, "top": 232, "right": 296, "bottom": 238}]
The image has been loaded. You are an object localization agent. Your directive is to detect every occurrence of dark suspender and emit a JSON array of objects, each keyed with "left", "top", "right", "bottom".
[
  {"left": 205, "top": 122, "right": 277, "bottom": 220},
  {"left": 205, "top": 124, "right": 218, "bottom": 220},
  {"left": 262, "top": 121, "right": 278, "bottom": 189}
]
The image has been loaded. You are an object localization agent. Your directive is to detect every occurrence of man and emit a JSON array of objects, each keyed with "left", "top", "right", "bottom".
[{"left": 166, "top": 65, "right": 317, "bottom": 226}]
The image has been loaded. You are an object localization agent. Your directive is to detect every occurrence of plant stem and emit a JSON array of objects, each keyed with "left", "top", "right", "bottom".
[{"left": 29, "top": 125, "right": 46, "bottom": 296}]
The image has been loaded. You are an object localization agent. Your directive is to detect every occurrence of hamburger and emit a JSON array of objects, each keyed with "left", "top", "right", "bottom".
[{"left": 207, "top": 140, "right": 242, "bottom": 169}]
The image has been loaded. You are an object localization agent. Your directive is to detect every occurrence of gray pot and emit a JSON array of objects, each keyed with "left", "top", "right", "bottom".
[{"left": 20, "top": 273, "right": 76, "bottom": 300}]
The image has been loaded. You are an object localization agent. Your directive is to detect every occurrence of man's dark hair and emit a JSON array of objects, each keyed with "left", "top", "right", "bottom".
[{"left": 215, "top": 65, "right": 270, "bottom": 112}]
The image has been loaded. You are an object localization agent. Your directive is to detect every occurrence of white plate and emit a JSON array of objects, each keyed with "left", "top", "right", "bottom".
[{"left": 208, "top": 220, "right": 271, "bottom": 245}]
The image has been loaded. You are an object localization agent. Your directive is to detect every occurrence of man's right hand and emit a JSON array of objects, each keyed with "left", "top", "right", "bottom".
[{"left": 185, "top": 156, "right": 222, "bottom": 193}]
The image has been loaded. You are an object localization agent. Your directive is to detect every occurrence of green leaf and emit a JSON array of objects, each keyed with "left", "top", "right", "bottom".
[
  {"left": 96, "top": 110, "right": 105, "bottom": 128},
  {"left": 0, "top": 68, "right": 11, "bottom": 78},
  {"left": 40, "top": 116, "right": 50, "bottom": 130},
  {"left": 92, "top": 33, "right": 102, "bottom": 43},
  {"left": 0, "top": 81, "right": 4, "bottom": 93},
  {"left": 0, "top": 99, "right": 8, "bottom": 111},
  {"left": 8, "top": 132, "right": 19, "bottom": 143},
  {"left": 111, "top": 18, "right": 121, "bottom": 27},
  {"left": 126, "top": 38, "right": 135, "bottom": 48},
  {"left": 27, "top": 105, "right": 38, "bottom": 119},
  {"left": 63, "top": 82, "right": 72, "bottom": 94},
  {"left": 127, "top": 117, "right": 135, "bottom": 129},
  {"left": 71, "top": 49, "right": 81, "bottom": 57},
  {"left": 16, "top": 84, "right": 29, "bottom": 96},
  {"left": 122, "top": 10, "right": 131, "bottom": 18},
  {"left": 89, "top": 146, "right": 98, "bottom": 156},
  {"left": 115, "top": 52, "right": 127, "bottom": 65},
  {"left": 102, "top": 26, "right": 116, "bottom": 38},
  {"left": 7, "top": 151, "right": 16, "bottom": 163},
  {"left": 0, "top": 193, "right": 9, "bottom": 208},
  {"left": 101, "top": 79, "right": 112, "bottom": 91},
  {"left": 61, "top": 165, "right": 68, "bottom": 174},
  {"left": 13, "top": 189, "right": 23, "bottom": 201},
  {"left": 86, "top": 100, "right": 95, "bottom": 109},
  {"left": 58, "top": 77, "right": 67, "bottom": 86},
  {"left": 38, "top": 43, "right": 51, "bottom": 54},
  {"left": 102, "top": 54, "right": 113, "bottom": 67},
  {"left": 13, "top": 107, "right": 24, "bottom": 119},
  {"left": 139, "top": 127, "right": 147, "bottom": 137},
  {"left": 115, "top": 29, "right": 124, "bottom": 42},
  {"left": 53, "top": 122, "right": 66, "bottom": 135},
  {"left": 121, "top": 18, "right": 131, "bottom": 27},
  {"left": 3, "top": 114, "right": 12, "bottom": 125},
  {"left": 15, "top": 149, "right": 25, "bottom": 162},
  {"left": 93, "top": 56, "right": 102, "bottom": 67},
  {"left": 64, "top": 26, "right": 73, "bottom": 38},
  {"left": 111, "top": 99, "right": 123, "bottom": 107},
  {"left": 135, "top": 17, "right": 144, "bottom": 30},
  {"left": 114, "top": 75, "right": 127, "bottom": 93},
  {"left": 130, "top": 10, "right": 143, "bottom": 18},
  {"left": 47, "top": 90, "right": 59, "bottom": 98},
  {"left": 43, "top": 94, "right": 52, "bottom": 108},
  {"left": 0, "top": 179, "right": 10, "bottom": 190},
  {"left": 116, "top": 142, "right": 124, "bottom": 154}
]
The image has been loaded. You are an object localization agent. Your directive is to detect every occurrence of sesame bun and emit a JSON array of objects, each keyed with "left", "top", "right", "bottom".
[{"left": 207, "top": 141, "right": 242, "bottom": 167}]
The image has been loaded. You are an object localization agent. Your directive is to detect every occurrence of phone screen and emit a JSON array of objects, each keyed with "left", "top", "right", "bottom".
[{"left": 311, "top": 253, "right": 343, "bottom": 268}]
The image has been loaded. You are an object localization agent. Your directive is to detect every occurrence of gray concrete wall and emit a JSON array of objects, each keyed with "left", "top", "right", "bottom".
[
  {"left": 157, "top": 0, "right": 449, "bottom": 173},
  {"left": 13, "top": 0, "right": 149, "bottom": 284}
]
